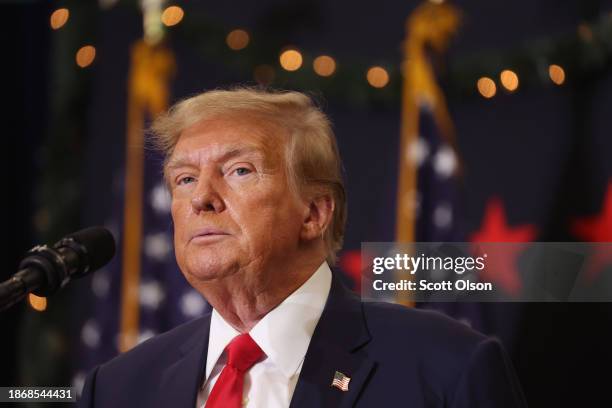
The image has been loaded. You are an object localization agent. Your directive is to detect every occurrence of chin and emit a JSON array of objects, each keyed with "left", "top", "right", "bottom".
[{"left": 182, "top": 253, "right": 239, "bottom": 283}]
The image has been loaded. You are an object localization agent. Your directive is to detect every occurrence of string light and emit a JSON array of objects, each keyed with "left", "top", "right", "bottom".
[
  {"left": 500, "top": 69, "right": 519, "bottom": 92},
  {"left": 366, "top": 66, "right": 389, "bottom": 88},
  {"left": 313, "top": 55, "right": 336, "bottom": 77},
  {"left": 76, "top": 45, "right": 96, "bottom": 68},
  {"left": 161, "top": 5, "right": 184, "bottom": 27},
  {"left": 477, "top": 77, "right": 496, "bottom": 98},
  {"left": 279, "top": 49, "right": 303, "bottom": 71},
  {"left": 226, "top": 29, "right": 250, "bottom": 50},
  {"left": 548, "top": 64, "right": 565, "bottom": 85},
  {"left": 28, "top": 294, "right": 47, "bottom": 312},
  {"left": 50, "top": 8, "right": 69, "bottom": 30}
]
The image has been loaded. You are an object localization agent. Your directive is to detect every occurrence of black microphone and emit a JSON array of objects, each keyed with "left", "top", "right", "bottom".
[{"left": 0, "top": 227, "right": 116, "bottom": 311}]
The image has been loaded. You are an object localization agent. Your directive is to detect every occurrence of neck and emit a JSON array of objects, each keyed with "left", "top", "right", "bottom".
[{"left": 195, "top": 250, "right": 327, "bottom": 333}]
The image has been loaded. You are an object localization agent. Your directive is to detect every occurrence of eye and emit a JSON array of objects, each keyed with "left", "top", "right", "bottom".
[
  {"left": 176, "top": 176, "right": 196, "bottom": 186},
  {"left": 233, "top": 167, "right": 252, "bottom": 176}
]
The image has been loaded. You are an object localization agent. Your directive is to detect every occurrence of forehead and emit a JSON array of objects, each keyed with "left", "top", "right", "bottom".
[{"left": 170, "top": 114, "right": 286, "bottom": 164}]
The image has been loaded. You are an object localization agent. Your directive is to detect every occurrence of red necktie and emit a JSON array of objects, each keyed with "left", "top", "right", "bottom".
[{"left": 205, "top": 333, "right": 264, "bottom": 408}]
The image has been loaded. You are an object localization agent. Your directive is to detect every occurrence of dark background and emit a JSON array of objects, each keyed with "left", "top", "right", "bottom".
[{"left": 5, "top": 0, "right": 612, "bottom": 406}]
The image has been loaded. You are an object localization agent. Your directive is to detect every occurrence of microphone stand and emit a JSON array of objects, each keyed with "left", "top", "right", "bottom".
[
  {"left": 0, "top": 244, "right": 66, "bottom": 312},
  {"left": 1, "top": 227, "right": 116, "bottom": 312},
  {"left": 0, "top": 276, "right": 30, "bottom": 311}
]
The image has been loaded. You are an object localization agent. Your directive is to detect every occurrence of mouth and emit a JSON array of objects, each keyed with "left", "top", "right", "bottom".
[{"left": 190, "top": 228, "right": 230, "bottom": 243}]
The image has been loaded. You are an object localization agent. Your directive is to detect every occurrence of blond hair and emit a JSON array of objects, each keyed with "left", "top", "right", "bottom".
[{"left": 149, "top": 87, "right": 346, "bottom": 264}]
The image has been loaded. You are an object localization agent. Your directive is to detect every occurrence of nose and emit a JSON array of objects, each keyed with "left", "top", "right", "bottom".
[{"left": 190, "top": 177, "right": 226, "bottom": 214}]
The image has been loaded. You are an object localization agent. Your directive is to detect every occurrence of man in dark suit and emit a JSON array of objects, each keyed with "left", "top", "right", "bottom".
[{"left": 79, "top": 88, "right": 526, "bottom": 407}]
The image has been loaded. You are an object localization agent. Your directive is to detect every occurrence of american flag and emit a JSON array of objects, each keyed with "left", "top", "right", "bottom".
[
  {"left": 331, "top": 370, "right": 351, "bottom": 391},
  {"left": 410, "top": 104, "right": 486, "bottom": 332},
  {"left": 411, "top": 106, "right": 461, "bottom": 242}
]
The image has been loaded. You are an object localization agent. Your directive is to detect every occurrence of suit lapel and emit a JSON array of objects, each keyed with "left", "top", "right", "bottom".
[
  {"left": 150, "top": 274, "right": 374, "bottom": 408},
  {"left": 156, "top": 313, "right": 212, "bottom": 408},
  {"left": 290, "top": 274, "right": 376, "bottom": 408}
]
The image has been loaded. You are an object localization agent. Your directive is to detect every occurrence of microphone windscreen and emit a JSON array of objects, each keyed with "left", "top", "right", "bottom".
[{"left": 66, "top": 227, "right": 116, "bottom": 271}]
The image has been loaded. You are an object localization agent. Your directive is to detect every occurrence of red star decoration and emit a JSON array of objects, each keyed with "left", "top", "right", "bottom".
[
  {"left": 571, "top": 181, "right": 612, "bottom": 281},
  {"left": 572, "top": 182, "right": 612, "bottom": 241},
  {"left": 469, "top": 198, "right": 537, "bottom": 295},
  {"left": 339, "top": 250, "right": 362, "bottom": 292}
]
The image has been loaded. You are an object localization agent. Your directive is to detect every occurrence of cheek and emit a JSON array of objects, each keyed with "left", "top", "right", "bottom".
[
  {"left": 170, "top": 199, "right": 193, "bottom": 259},
  {"left": 171, "top": 205, "right": 185, "bottom": 255},
  {"left": 239, "top": 194, "right": 304, "bottom": 246}
]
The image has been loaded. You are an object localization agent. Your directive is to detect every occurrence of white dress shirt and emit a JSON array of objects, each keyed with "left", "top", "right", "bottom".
[{"left": 196, "top": 262, "right": 332, "bottom": 408}]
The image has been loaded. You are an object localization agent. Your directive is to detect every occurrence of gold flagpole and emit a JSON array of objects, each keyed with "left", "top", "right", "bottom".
[
  {"left": 395, "top": 1, "right": 461, "bottom": 306},
  {"left": 119, "top": 0, "right": 176, "bottom": 352}
]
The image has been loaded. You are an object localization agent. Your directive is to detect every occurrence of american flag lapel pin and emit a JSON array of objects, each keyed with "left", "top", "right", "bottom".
[{"left": 331, "top": 370, "right": 350, "bottom": 392}]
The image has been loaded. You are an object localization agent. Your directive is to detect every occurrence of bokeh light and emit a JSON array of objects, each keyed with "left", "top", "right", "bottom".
[
  {"left": 279, "top": 49, "right": 303, "bottom": 71},
  {"left": 226, "top": 29, "right": 250, "bottom": 51},
  {"left": 477, "top": 76, "right": 496, "bottom": 98},
  {"left": 28, "top": 294, "right": 47, "bottom": 312},
  {"left": 50, "top": 8, "right": 69, "bottom": 30},
  {"left": 76, "top": 45, "right": 96, "bottom": 68},
  {"left": 549, "top": 64, "right": 566, "bottom": 85},
  {"left": 500, "top": 69, "right": 519, "bottom": 92},
  {"left": 313, "top": 55, "right": 336, "bottom": 77},
  {"left": 366, "top": 66, "right": 390, "bottom": 88},
  {"left": 161, "top": 5, "right": 184, "bottom": 27}
]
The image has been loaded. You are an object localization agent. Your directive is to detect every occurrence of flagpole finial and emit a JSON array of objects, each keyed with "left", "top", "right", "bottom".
[
  {"left": 406, "top": 1, "right": 461, "bottom": 55},
  {"left": 141, "top": 0, "right": 166, "bottom": 45}
]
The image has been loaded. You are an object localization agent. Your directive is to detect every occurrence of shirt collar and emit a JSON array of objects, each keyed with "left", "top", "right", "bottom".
[
  {"left": 205, "top": 308, "right": 241, "bottom": 381},
  {"left": 205, "top": 262, "right": 332, "bottom": 380}
]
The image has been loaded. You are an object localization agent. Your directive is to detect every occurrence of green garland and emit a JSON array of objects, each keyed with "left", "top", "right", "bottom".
[
  {"left": 446, "top": 14, "right": 612, "bottom": 98},
  {"left": 168, "top": 7, "right": 612, "bottom": 103}
]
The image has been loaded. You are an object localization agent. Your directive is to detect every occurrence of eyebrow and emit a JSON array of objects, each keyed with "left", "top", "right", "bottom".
[{"left": 165, "top": 145, "right": 264, "bottom": 172}]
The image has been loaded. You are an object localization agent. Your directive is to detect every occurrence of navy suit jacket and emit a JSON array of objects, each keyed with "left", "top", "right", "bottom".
[{"left": 79, "top": 273, "right": 527, "bottom": 407}]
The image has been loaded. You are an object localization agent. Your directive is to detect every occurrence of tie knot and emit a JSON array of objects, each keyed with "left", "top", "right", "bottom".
[{"left": 226, "top": 334, "right": 263, "bottom": 372}]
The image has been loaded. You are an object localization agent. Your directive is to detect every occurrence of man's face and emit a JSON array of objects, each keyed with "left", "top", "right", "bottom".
[{"left": 167, "top": 115, "right": 307, "bottom": 287}]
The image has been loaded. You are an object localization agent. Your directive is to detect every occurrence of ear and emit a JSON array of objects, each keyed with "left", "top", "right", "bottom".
[{"left": 300, "top": 194, "right": 335, "bottom": 242}]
